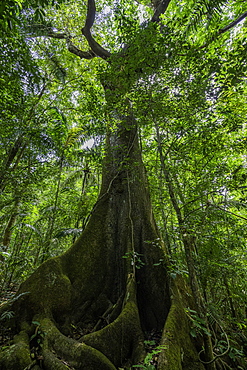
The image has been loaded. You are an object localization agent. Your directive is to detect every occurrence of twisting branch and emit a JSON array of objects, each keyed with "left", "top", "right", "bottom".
[
  {"left": 26, "top": 25, "right": 97, "bottom": 60},
  {"left": 151, "top": 0, "right": 172, "bottom": 22},
  {"left": 84, "top": 0, "right": 96, "bottom": 30},
  {"left": 82, "top": 0, "right": 111, "bottom": 60},
  {"left": 66, "top": 38, "right": 96, "bottom": 59},
  {"left": 47, "top": 29, "right": 97, "bottom": 60},
  {"left": 209, "top": 202, "right": 247, "bottom": 222}
]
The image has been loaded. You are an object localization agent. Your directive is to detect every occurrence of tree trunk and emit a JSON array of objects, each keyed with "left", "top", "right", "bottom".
[
  {"left": 0, "top": 95, "right": 204, "bottom": 369},
  {"left": 0, "top": 137, "right": 26, "bottom": 192}
]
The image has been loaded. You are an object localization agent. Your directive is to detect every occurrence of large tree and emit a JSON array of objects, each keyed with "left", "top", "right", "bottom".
[{"left": 1, "top": 0, "right": 247, "bottom": 369}]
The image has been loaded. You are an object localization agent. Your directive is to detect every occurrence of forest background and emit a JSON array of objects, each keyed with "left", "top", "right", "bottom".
[{"left": 0, "top": 0, "right": 247, "bottom": 369}]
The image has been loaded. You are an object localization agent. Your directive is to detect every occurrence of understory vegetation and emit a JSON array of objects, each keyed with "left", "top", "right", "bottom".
[{"left": 0, "top": 0, "right": 247, "bottom": 369}]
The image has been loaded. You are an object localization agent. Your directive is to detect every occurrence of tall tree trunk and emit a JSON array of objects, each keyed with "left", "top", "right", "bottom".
[
  {"left": 154, "top": 122, "right": 216, "bottom": 369},
  {"left": 41, "top": 154, "right": 64, "bottom": 262},
  {"left": 0, "top": 198, "right": 21, "bottom": 293},
  {"left": 0, "top": 96, "right": 203, "bottom": 370},
  {"left": 0, "top": 137, "right": 26, "bottom": 192}
]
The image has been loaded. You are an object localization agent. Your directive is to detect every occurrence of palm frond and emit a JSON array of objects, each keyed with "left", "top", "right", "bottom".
[
  {"left": 61, "top": 169, "right": 85, "bottom": 189},
  {"left": 64, "top": 127, "right": 85, "bottom": 149},
  {"left": 21, "top": 223, "right": 41, "bottom": 235},
  {"left": 55, "top": 228, "right": 83, "bottom": 238}
]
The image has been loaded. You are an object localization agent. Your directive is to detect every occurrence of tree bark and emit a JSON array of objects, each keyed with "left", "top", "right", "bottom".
[
  {"left": 0, "top": 94, "right": 204, "bottom": 369},
  {"left": 0, "top": 137, "right": 26, "bottom": 192}
]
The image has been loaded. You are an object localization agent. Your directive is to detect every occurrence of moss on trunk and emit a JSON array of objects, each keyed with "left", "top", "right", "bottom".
[
  {"left": 0, "top": 104, "right": 205, "bottom": 370},
  {"left": 158, "top": 278, "right": 204, "bottom": 370}
]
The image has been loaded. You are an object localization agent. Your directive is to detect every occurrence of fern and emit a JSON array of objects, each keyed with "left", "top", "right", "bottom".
[{"left": 0, "top": 310, "right": 14, "bottom": 321}]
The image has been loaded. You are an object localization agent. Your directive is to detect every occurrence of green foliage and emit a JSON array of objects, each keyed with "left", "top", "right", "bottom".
[
  {"left": 185, "top": 0, "right": 227, "bottom": 31},
  {"left": 123, "top": 251, "right": 145, "bottom": 269},
  {"left": 0, "top": 1, "right": 247, "bottom": 366},
  {"left": 0, "top": 0, "right": 66, "bottom": 30},
  {"left": 0, "top": 310, "right": 14, "bottom": 322},
  {"left": 30, "top": 320, "right": 46, "bottom": 349},
  {"left": 185, "top": 308, "right": 211, "bottom": 338},
  {"left": 132, "top": 344, "right": 167, "bottom": 369}
]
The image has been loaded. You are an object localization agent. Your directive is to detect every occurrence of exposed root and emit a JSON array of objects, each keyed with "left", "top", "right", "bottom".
[
  {"left": 0, "top": 330, "right": 32, "bottom": 370},
  {"left": 0, "top": 275, "right": 209, "bottom": 370},
  {"left": 0, "top": 276, "right": 145, "bottom": 370},
  {"left": 157, "top": 279, "right": 204, "bottom": 370},
  {"left": 82, "top": 275, "right": 145, "bottom": 366},
  {"left": 39, "top": 317, "right": 117, "bottom": 369},
  {"left": 42, "top": 350, "right": 70, "bottom": 370}
]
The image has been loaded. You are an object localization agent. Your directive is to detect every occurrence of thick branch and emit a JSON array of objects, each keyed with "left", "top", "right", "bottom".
[
  {"left": 151, "top": 0, "right": 172, "bottom": 22},
  {"left": 82, "top": 0, "right": 111, "bottom": 60},
  {"left": 49, "top": 30, "right": 97, "bottom": 60},
  {"left": 26, "top": 26, "right": 96, "bottom": 60},
  {"left": 82, "top": 27, "right": 111, "bottom": 59},
  {"left": 66, "top": 39, "right": 96, "bottom": 59},
  {"left": 84, "top": 0, "right": 96, "bottom": 29}
]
